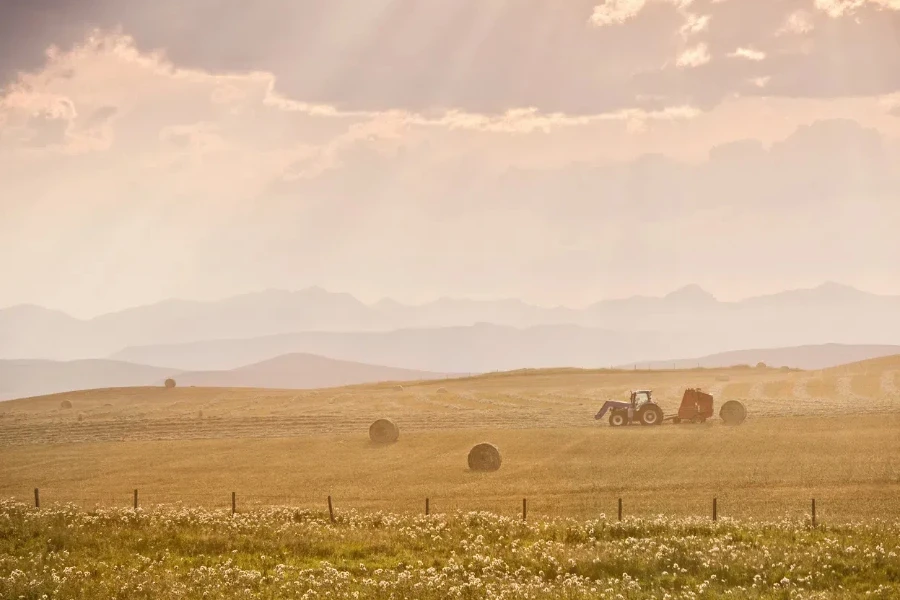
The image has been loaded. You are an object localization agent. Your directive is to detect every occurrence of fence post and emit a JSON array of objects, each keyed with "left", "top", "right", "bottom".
[
  {"left": 133, "top": 489, "right": 138, "bottom": 509},
  {"left": 811, "top": 498, "right": 816, "bottom": 527},
  {"left": 231, "top": 492, "right": 236, "bottom": 516},
  {"left": 522, "top": 498, "right": 527, "bottom": 521},
  {"left": 425, "top": 497, "right": 429, "bottom": 516},
  {"left": 328, "top": 495, "right": 335, "bottom": 523},
  {"left": 34, "top": 488, "right": 39, "bottom": 509},
  {"left": 713, "top": 497, "right": 717, "bottom": 522},
  {"left": 618, "top": 498, "right": 622, "bottom": 521}
]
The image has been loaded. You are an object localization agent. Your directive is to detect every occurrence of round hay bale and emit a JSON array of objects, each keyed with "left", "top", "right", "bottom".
[
  {"left": 468, "top": 442, "right": 502, "bottom": 472},
  {"left": 436, "top": 387, "right": 449, "bottom": 394},
  {"left": 60, "top": 400, "right": 73, "bottom": 409},
  {"left": 756, "top": 362, "right": 767, "bottom": 369},
  {"left": 369, "top": 418, "right": 400, "bottom": 444},
  {"left": 164, "top": 378, "right": 177, "bottom": 389},
  {"left": 720, "top": 400, "right": 747, "bottom": 425}
]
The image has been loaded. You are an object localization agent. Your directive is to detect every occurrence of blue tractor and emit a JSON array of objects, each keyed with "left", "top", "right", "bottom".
[{"left": 594, "top": 389, "right": 664, "bottom": 427}]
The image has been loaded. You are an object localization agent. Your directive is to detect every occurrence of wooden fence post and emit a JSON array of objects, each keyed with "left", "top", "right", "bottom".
[
  {"left": 522, "top": 498, "right": 527, "bottom": 521},
  {"left": 231, "top": 492, "right": 236, "bottom": 516},
  {"left": 328, "top": 495, "right": 335, "bottom": 523},
  {"left": 713, "top": 497, "right": 717, "bottom": 522},
  {"left": 811, "top": 498, "right": 816, "bottom": 527},
  {"left": 425, "top": 497, "right": 429, "bottom": 516},
  {"left": 34, "top": 488, "right": 39, "bottom": 509},
  {"left": 133, "top": 489, "right": 138, "bottom": 509},
  {"left": 618, "top": 498, "right": 622, "bottom": 521}
]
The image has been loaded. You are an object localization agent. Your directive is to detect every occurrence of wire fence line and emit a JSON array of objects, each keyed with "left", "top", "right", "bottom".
[{"left": 12, "top": 487, "right": 898, "bottom": 525}]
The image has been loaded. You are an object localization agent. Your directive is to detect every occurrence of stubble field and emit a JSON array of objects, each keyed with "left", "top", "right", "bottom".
[
  {"left": 1, "top": 357, "right": 899, "bottom": 520},
  {"left": 2, "top": 357, "right": 900, "bottom": 598}
]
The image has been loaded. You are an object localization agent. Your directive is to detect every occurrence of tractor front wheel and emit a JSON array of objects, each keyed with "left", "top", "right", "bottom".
[
  {"left": 638, "top": 404, "right": 664, "bottom": 426},
  {"left": 609, "top": 412, "right": 627, "bottom": 427}
]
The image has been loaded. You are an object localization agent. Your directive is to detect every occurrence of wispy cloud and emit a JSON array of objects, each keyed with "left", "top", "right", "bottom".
[
  {"left": 677, "top": 43, "right": 711, "bottom": 68},
  {"left": 590, "top": 0, "right": 647, "bottom": 26},
  {"left": 729, "top": 47, "right": 766, "bottom": 61},
  {"left": 777, "top": 10, "right": 815, "bottom": 35},
  {"left": 815, "top": 0, "right": 900, "bottom": 17}
]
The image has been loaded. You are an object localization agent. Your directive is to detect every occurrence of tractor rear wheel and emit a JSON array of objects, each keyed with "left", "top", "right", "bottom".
[
  {"left": 719, "top": 400, "right": 747, "bottom": 425},
  {"left": 609, "top": 412, "right": 627, "bottom": 427},
  {"left": 638, "top": 404, "right": 663, "bottom": 426}
]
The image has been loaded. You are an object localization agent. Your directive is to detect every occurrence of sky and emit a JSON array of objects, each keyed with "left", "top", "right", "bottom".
[{"left": 1, "top": 0, "right": 899, "bottom": 317}]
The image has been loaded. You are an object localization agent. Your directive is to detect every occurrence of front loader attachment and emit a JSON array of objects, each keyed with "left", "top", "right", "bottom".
[{"left": 595, "top": 400, "right": 630, "bottom": 420}]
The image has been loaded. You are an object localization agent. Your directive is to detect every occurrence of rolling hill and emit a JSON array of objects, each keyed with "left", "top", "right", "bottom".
[
  {"left": 626, "top": 344, "right": 900, "bottom": 371},
  {"left": 0, "top": 359, "right": 175, "bottom": 401},
  {"left": 0, "top": 353, "right": 454, "bottom": 401},
  {"left": 174, "top": 353, "right": 456, "bottom": 390}
]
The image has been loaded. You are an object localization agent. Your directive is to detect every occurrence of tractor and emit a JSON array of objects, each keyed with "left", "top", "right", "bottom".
[
  {"left": 595, "top": 388, "right": 747, "bottom": 427},
  {"left": 594, "top": 389, "right": 663, "bottom": 426}
]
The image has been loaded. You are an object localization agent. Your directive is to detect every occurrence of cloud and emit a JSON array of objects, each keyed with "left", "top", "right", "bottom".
[
  {"left": 729, "top": 47, "right": 766, "bottom": 61},
  {"left": 677, "top": 43, "right": 711, "bottom": 68},
  {"left": 777, "top": 10, "right": 815, "bottom": 35},
  {"left": 1, "top": 1, "right": 898, "bottom": 117},
  {"left": 815, "top": 0, "right": 900, "bottom": 17},
  {"left": 2, "top": 28, "right": 900, "bottom": 313},
  {"left": 680, "top": 13, "right": 712, "bottom": 37},
  {"left": 590, "top": 0, "right": 648, "bottom": 26}
]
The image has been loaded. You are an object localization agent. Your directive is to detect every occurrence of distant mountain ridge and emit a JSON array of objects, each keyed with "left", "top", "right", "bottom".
[
  {"left": 111, "top": 324, "right": 676, "bottom": 372},
  {"left": 3, "top": 282, "right": 900, "bottom": 364}
]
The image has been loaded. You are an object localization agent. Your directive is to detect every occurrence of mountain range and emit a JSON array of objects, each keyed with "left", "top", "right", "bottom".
[{"left": 3, "top": 282, "right": 900, "bottom": 372}]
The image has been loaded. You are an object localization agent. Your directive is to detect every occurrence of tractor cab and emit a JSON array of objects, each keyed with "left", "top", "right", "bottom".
[{"left": 630, "top": 390, "right": 652, "bottom": 408}]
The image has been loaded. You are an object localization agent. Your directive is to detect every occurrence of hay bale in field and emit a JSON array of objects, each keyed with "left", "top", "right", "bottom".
[
  {"left": 164, "top": 378, "right": 177, "bottom": 389},
  {"left": 436, "top": 387, "right": 449, "bottom": 394},
  {"left": 468, "top": 442, "right": 502, "bottom": 472},
  {"left": 369, "top": 418, "right": 400, "bottom": 444},
  {"left": 394, "top": 385, "right": 404, "bottom": 392},
  {"left": 60, "top": 400, "right": 73, "bottom": 409},
  {"left": 756, "top": 362, "right": 767, "bottom": 369},
  {"left": 720, "top": 400, "right": 747, "bottom": 425}
]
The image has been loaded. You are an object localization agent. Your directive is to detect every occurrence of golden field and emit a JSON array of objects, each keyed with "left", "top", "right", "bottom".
[{"left": 1, "top": 357, "right": 899, "bottom": 521}]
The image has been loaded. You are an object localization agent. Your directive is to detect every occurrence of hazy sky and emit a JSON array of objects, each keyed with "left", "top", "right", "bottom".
[{"left": 1, "top": 0, "right": 899, "bottom": 317}]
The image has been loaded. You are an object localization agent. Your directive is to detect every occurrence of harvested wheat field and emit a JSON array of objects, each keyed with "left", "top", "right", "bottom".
[{"left": 1, "top": 358, "right": 899, "bottom": 522}]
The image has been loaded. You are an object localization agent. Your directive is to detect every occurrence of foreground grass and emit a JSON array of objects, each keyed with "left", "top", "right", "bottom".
[{"left": 1, "top": 500, "right": 898, "bottom": 599}]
